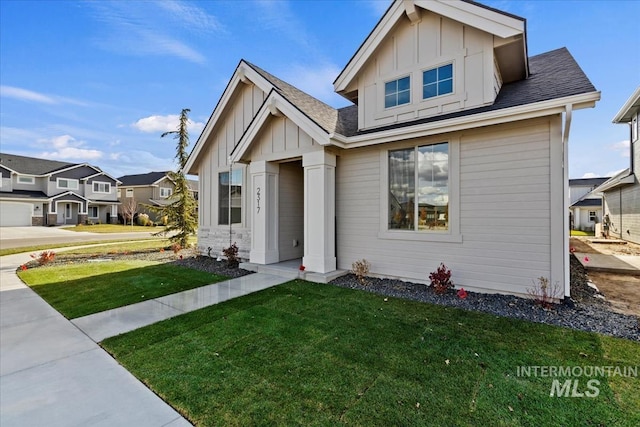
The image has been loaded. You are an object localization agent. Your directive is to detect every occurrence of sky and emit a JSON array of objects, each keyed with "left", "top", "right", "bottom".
[{"left": 1, "top": 0, "right": 639, "bottom": 179}]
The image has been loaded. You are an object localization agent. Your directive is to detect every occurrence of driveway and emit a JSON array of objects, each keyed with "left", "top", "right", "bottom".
[{"left": 0, "top": 226, "right": 161, "bottom": 250}]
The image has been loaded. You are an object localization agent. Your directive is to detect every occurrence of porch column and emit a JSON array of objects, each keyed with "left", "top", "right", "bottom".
[
  {"left": 303, "top": 150, "right": 336, "bottom": 273},
  {"left": 574, "top": 207, "right": 581, "bottom": 230},
  {"left": 249, "top": 161, "right": 279, "bottom": 264}
]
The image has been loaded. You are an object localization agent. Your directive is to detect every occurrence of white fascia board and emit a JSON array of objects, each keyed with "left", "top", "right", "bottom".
[
  {"left": 48, "top": 191, "right": 91, "bottom": 203},
  {"left": 230, "top": 91, "right": 330, "bottom": 163},
  {"left": 151, "top": 175, "right": 172, "bottom": 186},
  {"left": 416, "top": 0, "right": 525, "bottom": 39},
  {"left": 330, "top": 91, "right": 600, "bottom": 149},
  {"left": 83, "top": 171, "right": 122, "bottom": 184},
  {"left": 334, "top": 1, "right": 405, "bottom": 93},
  {"left": 612, "top": 86, "right": 640, "bottom": 123},
  {"left": 184, "top": 61, "right": 275, "bottom": 174},
  {"left": 0, "top": 196, "right": 48, "bottom": 202}
]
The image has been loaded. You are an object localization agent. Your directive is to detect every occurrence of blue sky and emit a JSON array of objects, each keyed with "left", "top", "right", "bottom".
[{"left": 1, "top": 0, "right": 638, "bottom": 179}]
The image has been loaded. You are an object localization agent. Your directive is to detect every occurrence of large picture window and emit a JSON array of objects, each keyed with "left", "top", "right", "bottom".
[
  {"left": 219, "top": 169, "right": 242, "bottom": 225},
  {"left": 389, "top": 143, "right": 449, "bottom": 231},
  {"left": 93, "top": 182, "right": 111, "bottom": 193},
  {"left": 57, "top": 178, "right": 78, "bottom": 190}
]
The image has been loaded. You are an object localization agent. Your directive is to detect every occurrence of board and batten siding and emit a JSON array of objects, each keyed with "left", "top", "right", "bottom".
[
  {"left": 357, "top": 12, "right": 495, "bottom": 131},
  {"left": 196, "top": 82, "right": 266, "bottom": 259},
  {"left": 604, "top": 185, "right": 640, "bottom": 245},
  {"left": 336, "top": 117, "right": 562, "bottom": 296}
]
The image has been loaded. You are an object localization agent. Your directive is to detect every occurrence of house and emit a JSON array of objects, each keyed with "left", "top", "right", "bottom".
[
  {"left": 0, "top": 152, "right": 120, "bottom": 226},
  {"left": 184, "top": 0, "right": 600, "bottom": 298},
  {"left": 568, "top": 177, "right": 609, "bottom": 232},
  {"left": 117, "top": 171, "right": 198, "bottom": 222},
  {"left": 594, "top": 87, "right": 640, "bottom": 244}
]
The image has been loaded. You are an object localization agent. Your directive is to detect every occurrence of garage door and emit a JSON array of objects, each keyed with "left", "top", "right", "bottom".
[{"left": 0, "top": 202, "right": 32, "bottom": 226}]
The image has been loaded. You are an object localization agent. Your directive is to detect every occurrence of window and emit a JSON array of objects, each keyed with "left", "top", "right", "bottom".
[
  {"left": 57, "top": 178, "right": 78, "bottom": 190},
  {"left": 18, "top": 176, "right": 35, "bottom": 185},
  {"left": 384, "top": 76, "right": 411, "bottom": 108},
  {"left": 423, "top": 64, "right": 453, "bottom": 99},
  {"left": 93, "top": 182, "right": 111, "bottom": 193},
  {"left": 125, "top": 188, "right": 134, "bottom": 198},
  {"left": 89, "top": 206, "right": 99, "bottom": 218},
  {"left": 589, "top": 211, "right": 597, "bottom": 222},
  {"left": 219, "top": 169, "right": 242, "bottom": 225},
  {"left": 117, "top": 189, "right": 121, "bottom": 198},
  {"left": 389, "top": 143, "right": 449, "bottom": 231},
  {"left": 160, "top": 187, "right": 173, "bottom": 198}
]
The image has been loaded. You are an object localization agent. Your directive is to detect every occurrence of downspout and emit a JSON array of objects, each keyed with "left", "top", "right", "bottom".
[
  {"left": 228, "top": 156, "right": 233, "bottom": 249},
  {"left": 562, "top": 104, "right": 573, "bottom": 298}
]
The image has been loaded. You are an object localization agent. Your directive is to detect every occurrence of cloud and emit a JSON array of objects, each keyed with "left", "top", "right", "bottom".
[
  {"left": 581, "top": 172, "right": 599, "bottom": 179},
  {"left": 132, "top": 114, "right": 205, "bottom": 134},
  {"left": 88, "top": 1, "right": 218, "bottom": 64},
  {"left": 611, "top": 140, "right": 630, "bottom": 157},
  {"left": 1, "top": 86, "right": 56, "bottom": 104},
  {"left": 38, "top": 135, "right": 103, "bottom": 161}
]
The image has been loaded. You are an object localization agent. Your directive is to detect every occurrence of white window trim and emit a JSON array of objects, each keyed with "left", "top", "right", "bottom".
[
  {"left": 125, "top": 188, "right": 134, "bottom": 197},
  {"left": 57, "top": 177, "right": 79, "bottom": 190},
  {"left": 160, "top": 187, "right": 173, "bottom": 198},
  {"left": 117, "top": 189, "right": 121, "bottom": 198},
  {"left": 383, "top": 75, "right": 411, "bottom": 109},
  {"left": 92, "top": 181, "right": 111, "bottom": 194},
  {"left": 378, "top": 137, "right": 461, "bottom": 243},
  {"left": 217, "top": 167, "right": 245, "bottom": 227},
  {"left": 422, "top": 62, "right": 454, "bottom": 101},
  {"left": 17, "top": 175, "right": 35, "bottom": 185}
]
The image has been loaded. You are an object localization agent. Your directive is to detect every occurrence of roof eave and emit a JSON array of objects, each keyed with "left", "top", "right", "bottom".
[{"left": 612, "top": 86, "right": 640, "bottom": 123}]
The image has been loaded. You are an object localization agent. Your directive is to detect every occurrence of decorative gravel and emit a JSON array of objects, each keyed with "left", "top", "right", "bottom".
[
  {"left": 329, "top": 256, "right": 639, "bottom": 341},
  {"left": 27, "top": 250, "right": 639, "bottom": 341}
]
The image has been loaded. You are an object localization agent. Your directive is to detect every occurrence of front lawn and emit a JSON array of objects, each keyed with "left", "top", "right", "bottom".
[
  {"left": 69, "top": 224, "right": 163, "bottom": 233},
  {"left": 18, "top": 261, "right": 227, "bottom": 319},
  {"left": 571, "top": 229, "right": 595, "bottom": 236},
  {"left": 103, "top": 280, "right": 640, "bottom": 426}
]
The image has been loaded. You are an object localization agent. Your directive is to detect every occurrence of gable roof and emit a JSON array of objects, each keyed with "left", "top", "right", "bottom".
[
  {"left": 0, "top": 152, "right": 76, "bottom": 175},
  {"left": 118, "top": 171, "right": 170, "bottom": 186},
  {"left": 569, "top": 177, "right": 610, "bottom": 187},
  {"left": 334, "top": 0, "right": 528, "bottom": 98},
  {"left": 613, "top": 86, "right": 640, "bottom": 123}
]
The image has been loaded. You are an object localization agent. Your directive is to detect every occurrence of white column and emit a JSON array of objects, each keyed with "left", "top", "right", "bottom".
[
  {"left": 574, "top": 207, "right": 581, "bottom": 230},
  {"left": 302, "top": 151, "right": 336, "bottom": 273},
  {"left": 249, "top": 161, "right": 279, "bottom": 264}
]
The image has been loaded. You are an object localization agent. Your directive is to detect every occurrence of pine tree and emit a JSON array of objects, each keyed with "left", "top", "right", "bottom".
[{"left": 152, "top": 108, "right": 197, "bottom": 247}]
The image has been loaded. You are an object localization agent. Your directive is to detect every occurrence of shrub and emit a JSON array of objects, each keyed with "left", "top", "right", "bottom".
[
  {"left": 222, "top": 242, "right": 239, "bottom": 267},
  {"left": 137, "top": 213, "right": 151, "bottom": 226},
  {"left": 527, "top": 276, "right": 560, "bottom": 308},
  {"left": 30, "top": 250, "right": 56, "bottom": 266},
  {"left": 351, "top": 259, "right": 371, "bottom": 285},
  {"left": 429, "top": 263, "right": 453, "bottom": 294}
]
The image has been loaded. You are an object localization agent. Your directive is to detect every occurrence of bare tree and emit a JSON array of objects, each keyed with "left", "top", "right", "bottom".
[{"left": 119, "top": 197, "right": 138, "bottom": 227}]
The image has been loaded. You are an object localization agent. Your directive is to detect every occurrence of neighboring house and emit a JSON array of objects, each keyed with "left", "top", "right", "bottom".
[
  {"left": 568, "top": 177, "right": 609, "bottom": 232},
  {"left": 117, "top": 171, "right": 198, "bottom": 222},
  {"left": 0, "top": 152, "right": 120, "bottom": 226},
  {"left": 594, "top": 87, "right": 640, "bottom": 244},
  {"left": 185, "top": 0, "right": 600, "bottom": 298}
]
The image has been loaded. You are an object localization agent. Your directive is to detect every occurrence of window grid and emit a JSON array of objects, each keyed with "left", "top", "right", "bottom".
[
  {"left": 385, "top": 76, "right": 411, "bottom": 108},
  {"left": 423, "top": 64, "right": 453, "bottom": 99}
]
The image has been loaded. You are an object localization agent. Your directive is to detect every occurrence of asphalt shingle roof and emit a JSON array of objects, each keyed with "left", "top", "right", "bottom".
[
  {"left": 243, "top": 47, "right": 596, "bottom": 139},
  {"left": 0, "top": 152, "right": 77, "bottom": 175},
  {"left": 118, "top": 171, "right": 170, "bottom": 186},
  {"left": 569, "top": 177, "right": 610, "bottom": 187}
]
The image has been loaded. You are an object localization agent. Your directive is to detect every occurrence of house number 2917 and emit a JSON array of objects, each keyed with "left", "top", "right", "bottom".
[{"left": 256, "top": 187, "right": 261, "bottom": 213}]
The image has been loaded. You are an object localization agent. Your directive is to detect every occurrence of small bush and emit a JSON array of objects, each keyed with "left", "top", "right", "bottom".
[
  {"left": 527, "top": 276, "right": 561, "bottom": 308},
  {"left": 30, "top": 250, "right": 56, "bottom": 266},
  {"left": 223, "top": 242, "right": 239, "bottom": 267},
  {"left": 137, "top": 213, "right": 151, "bottom": 226},
  {"left": 429, "top": 263, "right": 453, "bottom": 294},
  {"left": 351, "top": 259, "right": 371, "bottom": 285}
]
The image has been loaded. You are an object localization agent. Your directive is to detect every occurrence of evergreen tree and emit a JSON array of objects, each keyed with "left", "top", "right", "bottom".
[{"left": 152, "top": 108, "right": 197, "bottom": 247}]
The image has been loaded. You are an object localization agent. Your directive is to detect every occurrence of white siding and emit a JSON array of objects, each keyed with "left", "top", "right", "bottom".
[
  {"left": 247, "top": 116, "right": 319, "bottom": 162},
  {"left": 336, "top": 117, "right": 558, "bottom": 296}
]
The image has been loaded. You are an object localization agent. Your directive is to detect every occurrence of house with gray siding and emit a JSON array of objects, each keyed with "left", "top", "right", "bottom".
[
  {"left": 185, "top": 0, "right": 600, "bottom": 298},
  {"left": 0, "top": 152, "right": 120, "bottom": 226},
  {"left": 568, "top": 177, "right": 609, "bottom": 232},
  {"left": 595, "top": 87, "right": 640, "bottom": 244}
]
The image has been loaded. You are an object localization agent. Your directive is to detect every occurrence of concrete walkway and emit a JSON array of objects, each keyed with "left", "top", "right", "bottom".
[
  {"left": 573, "top": 252, "right": 640, "bottom": 275},
  {"left": 0, "top": 250, "right": 288, "bottom": 427}
]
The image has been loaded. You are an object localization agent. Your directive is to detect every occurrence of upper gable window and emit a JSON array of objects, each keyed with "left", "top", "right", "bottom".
[
  {"left": 385, "top": 76, "right": 411, "bottom": 108},
  {"left": 160, "top": 187, "right": 173, "bottom": 198},
  {"left": 18, "top": 176, "right": 35, "bottom": 185},
  {"left": 57, "top": 178, "right": 78, "bottom": 190},
  {"left": 93, "top": 181, "right": 111, "bottom": 193},
  {"left": 423, "top": 64, "right": 453, "bottom": 99}
]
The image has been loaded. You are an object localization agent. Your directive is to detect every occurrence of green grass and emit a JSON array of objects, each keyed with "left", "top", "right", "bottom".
[
  {"left": 102, "top": 281, "right": 640, "bottom": 426},
  {"left": 571, "top": 230, "right": 595, "bottom": 236},
  {"left": 69, "top": 224, "right": 163, "bottom": 233},
  {"left": 59, "top": 240, "right": 178, "bottom": 255},
  {"left": 0, "top": 239, "right": 155, "bottom": 257},
  {"left": 18, "top": 261, "right": 226, "bottom": 319}
]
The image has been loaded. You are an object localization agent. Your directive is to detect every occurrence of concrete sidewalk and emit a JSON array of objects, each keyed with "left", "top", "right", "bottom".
[
  {"left": 573, "top": 252, "right": 640, "bottom": 275},
  {"left": 0, "top": 249, "right": 287, "bottom": 427}
]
